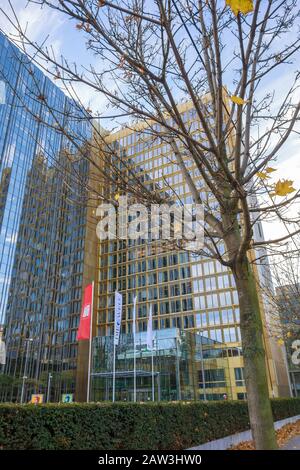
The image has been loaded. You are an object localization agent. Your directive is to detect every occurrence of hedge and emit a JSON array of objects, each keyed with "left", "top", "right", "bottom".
[{"left": 0, "top": 398, "right": 300, "bottom": 450}]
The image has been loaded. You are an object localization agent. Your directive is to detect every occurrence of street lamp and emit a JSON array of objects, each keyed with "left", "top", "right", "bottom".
[
  {"left": 197, "top": 330, "right": 207, "bottom": 401},
  {"left": 47, "top": 372, "right": 53, "bottom": 403},
  {"left": 20, "top": 338, "right": 33, "bottom": 404}
]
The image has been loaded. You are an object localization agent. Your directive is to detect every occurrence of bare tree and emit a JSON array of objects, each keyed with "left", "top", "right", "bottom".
[{"left": 1, "top": 0, "right": 300, "bottom": 449}]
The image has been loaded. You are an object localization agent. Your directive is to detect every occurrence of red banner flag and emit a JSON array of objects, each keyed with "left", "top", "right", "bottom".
[{"left": 77, "top": 283, "right": 93, "bottom": 341}]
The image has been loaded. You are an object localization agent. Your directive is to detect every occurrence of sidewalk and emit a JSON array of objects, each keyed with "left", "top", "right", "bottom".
[
  {"left": 282, "top": 436, "right": 300, "bottom": 450},
  {"left": 188, "top": 415, "right": 300, "bottom": 450}
]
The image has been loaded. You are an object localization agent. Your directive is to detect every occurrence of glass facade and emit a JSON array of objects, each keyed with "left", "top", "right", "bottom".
[
  {"left": 94, "top": 103, "right": 287, "bottom": 401},
  {"left": 99, "top": 109, "right": 242, "bottom": 347},
  {"left": 0, "top": 32, "right": 91, "bottom": 401},
  {"left": 91, "top": 328, "right": 235, "bottom": 402}
]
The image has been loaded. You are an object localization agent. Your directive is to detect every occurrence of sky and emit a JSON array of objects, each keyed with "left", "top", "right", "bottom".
[{"left": 0, "top": 0, "right": 299, "bottom": 245}]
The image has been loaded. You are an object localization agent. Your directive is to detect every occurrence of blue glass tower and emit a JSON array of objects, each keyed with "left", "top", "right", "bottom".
[
  {"left": 0, "top": 32, "right": 92, "bottom": 401},
  {"left": 0, "top": 32, "right": 90, "bottom": 322}
]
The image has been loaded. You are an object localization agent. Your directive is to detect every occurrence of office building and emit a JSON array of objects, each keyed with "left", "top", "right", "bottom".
[
  {"left": 87, "top": 102, "right": 290, "bottom": 402},
  {"left": 0, "top": 31, "right": 91, "bottom": 401}
]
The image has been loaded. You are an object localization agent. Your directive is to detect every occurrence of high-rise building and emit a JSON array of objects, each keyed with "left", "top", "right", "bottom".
[
  {"left": 87, "top": 101, "right": 290, "bottom": 402},
  {"left": 0, "top": 32, "right": 91, "bottom": 401}
]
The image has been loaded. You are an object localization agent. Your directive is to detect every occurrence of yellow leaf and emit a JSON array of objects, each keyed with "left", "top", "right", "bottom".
[
  {"left": 274, "top": 179, "right": 296, "bottom": 197},
  {"left": 257, "top": 171, "right": 270, "bottom": 180},
  {"left": 226, "top": 0, "right": 254, "bottom": 16},
  {"left": 114, "top": 193, "right": 120, "bottom": 201},
  {"left": 277, "top": 338, "right": 284, "bottom": 346},
  {"left": 287, "top": 331, "right": 292, "bottom": 338},
  {"left": 265, "top": 167, "right": 277, "bottom": 173},
  {"left": 230, "top": 95, "right": 247, "bottom": 105}
]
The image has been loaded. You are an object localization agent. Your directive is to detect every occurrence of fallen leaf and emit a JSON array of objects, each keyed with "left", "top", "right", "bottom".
[{"left": 230, "top": 419, "right": 300, "bottom": 450}]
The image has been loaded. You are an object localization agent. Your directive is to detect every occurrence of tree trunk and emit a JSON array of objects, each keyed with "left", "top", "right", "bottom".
[{"left": 233, "top": 255, "right": 277, "bottom": 450}]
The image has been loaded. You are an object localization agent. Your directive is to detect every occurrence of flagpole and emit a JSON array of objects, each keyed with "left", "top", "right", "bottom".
[
  {"left": 87, "top": 281, "right": 94, "bottom": 403},
  {"left": 112, "top": 291, "right": 122, "bottom": 403},
  {"left": 151, "top": 346, "right": 154, "bottom": 401},
  {"left": 147, "top": 304, "right": 154, "bottom": 402},
  {"left": 133, "top": 341, "right": 136, "bottom": 403},
  {"left": 112, "top": 342, "right": 116, "bottom": 402}
]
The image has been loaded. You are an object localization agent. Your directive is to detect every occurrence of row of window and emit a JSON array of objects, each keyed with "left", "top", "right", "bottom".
[
  {"left": 199, "top": 367, "right": 245, "bottom": 388},
  {"left": 98, "top": 318, "right": 241, "bottom": 344}
]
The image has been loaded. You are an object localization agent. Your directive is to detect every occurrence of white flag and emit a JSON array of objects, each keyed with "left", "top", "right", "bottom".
[
  {"left": 147, "top": 304, "right": 153, "bottom": 350},
  {"left": 114, "top": 291, "right": 123, "bottom": 346},
  {"left": 0, "top": 338, "right": 6, "bottom": 365},
  {"left": 132, "top": 295, "right": 137, "bottom": 345}
]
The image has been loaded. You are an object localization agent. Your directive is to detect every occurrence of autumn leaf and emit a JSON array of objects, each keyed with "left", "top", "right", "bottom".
[
  {"left": 273, "top": 179, "right": 296, "bottom": 197},
  {"left": 277, "top": 338, "right": 284, "bottom": 346},
  {"left": 257, "top": 171, "right": 270, "bottom": 180},
  {"left": 265, "top": 167, "right": 277, "bottom": 173},
  {"left": 114, "top": 193, "right": 120, "bottom": 201},
  {"left": 230, "top": 95, "right": 248, "bottom": 105},
  {"left": 226, "top": 0, "right": 254, "bottom": 16}
]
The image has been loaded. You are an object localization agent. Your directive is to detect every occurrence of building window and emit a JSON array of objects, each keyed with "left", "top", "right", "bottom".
[
  {"left": 199, "top": 369, "right": 226, "bottom": 388},
  {"left": 0, "top": 80, "right": 5, "bottom": 104},
  {"left": 234, "top": 367, "right": 245, "bottom": 387},
  {"left": 237, "top": 393, "right": 247, "bottom": 400}
]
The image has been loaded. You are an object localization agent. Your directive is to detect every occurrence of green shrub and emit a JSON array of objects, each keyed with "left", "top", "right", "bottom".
[{"left": 0, "top": 398, "right": 299, "bottom": 450}]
